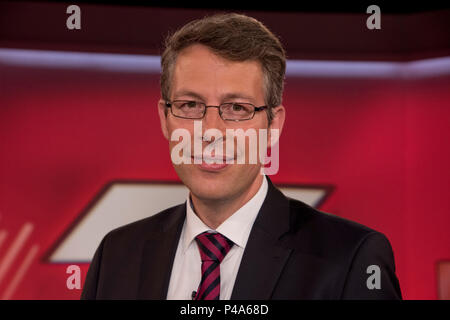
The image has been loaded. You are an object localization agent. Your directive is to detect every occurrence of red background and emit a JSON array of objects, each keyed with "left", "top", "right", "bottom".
[{"left": 1, "top": 67, "right": 449, "bottom": 299}]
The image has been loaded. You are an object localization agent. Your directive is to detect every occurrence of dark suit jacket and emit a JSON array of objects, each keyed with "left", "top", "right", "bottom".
[{"left": 81, "top": 177, "right": 402, "bottom": 299}]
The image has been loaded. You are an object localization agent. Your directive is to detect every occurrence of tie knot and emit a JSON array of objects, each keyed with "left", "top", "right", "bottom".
[{"left": 195, "top": 232, "right": 234, "bottom": 263}]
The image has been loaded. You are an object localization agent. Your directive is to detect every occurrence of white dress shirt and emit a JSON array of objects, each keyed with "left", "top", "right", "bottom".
[{"left": 166, "top": 175, "right": 268, "bottom": 300}]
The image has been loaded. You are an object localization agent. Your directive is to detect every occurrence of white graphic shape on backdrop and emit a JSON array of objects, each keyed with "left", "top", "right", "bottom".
[{"left": 49, "top": 182, "right": 329, "bottom": 262}]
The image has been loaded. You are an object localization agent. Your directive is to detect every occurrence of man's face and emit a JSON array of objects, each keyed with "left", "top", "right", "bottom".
[{"left": 158, "top": 44, "right": 284, "bottom": 203}]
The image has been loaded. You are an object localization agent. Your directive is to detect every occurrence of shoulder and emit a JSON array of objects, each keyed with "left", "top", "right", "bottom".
[
  {"left": 287, "top": 196, "right": 375, "bottom": 234},
  {"left": 285, "top": 196, "right": 389, "bottom": 257},
  {"left": 101, "top": 203, "right": 185, "bottom": 248},
  {"left": 284, "top": 197, "right": 401, "bottom": 299}
]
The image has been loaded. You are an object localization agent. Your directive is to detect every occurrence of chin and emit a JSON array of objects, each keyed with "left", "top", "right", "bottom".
[
  {"left": 174, "top": 166, "right": 230, "bottom": 199},
  {"left": 188, "top": 176, "right": 231, "bottom": 201},
  {"left": 193, "top": 187, "right": 229, "bottom": 202},
  {"left": 174, "top": 164, "right": 261, "bottom": 201}
]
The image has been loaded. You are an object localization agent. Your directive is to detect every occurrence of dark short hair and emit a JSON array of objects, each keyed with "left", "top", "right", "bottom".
[{"left": 160, "top": 13, "right": 286, "bottom": 122}]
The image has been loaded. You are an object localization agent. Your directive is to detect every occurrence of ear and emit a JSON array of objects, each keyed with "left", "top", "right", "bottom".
[
  {"left": 157, "top": 99, "right": 170, "bottom": 140},
  {"left": 268, "top": 105, "right": 285, "bottom": 147}
]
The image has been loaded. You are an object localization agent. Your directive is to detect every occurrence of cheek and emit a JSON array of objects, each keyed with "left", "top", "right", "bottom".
[
  {"left": 166, "top": 122, "right": 196, "bottom": 166},
  {"left": 231, "top": 121, "right": 269, "bottom": 164},
  {"left": 166, "top": 118, "right": 195, "bottom": 142}
]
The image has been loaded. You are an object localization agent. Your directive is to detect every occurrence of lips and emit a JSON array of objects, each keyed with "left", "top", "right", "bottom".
[
  {"left": 192, "top": 155, "right": 234, "bottom": 163},
  {"left": 199, "top": 161, "right": 229, "bottom": 171},
  {"left": 191, "top": 155, "right": 233, "bottom": 172}
]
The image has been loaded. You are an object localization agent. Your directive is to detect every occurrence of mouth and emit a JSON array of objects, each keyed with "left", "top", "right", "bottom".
[{"left": 191, "top": 155, "right": 234, "bottom": 172}]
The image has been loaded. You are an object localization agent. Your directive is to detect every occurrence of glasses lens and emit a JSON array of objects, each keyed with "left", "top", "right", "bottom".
[
  {"left": 171, "top": 101, "right": 205, "bottom": 119},
  {"left": 220, "top": 103, "right": 254, "bottom": 120}
]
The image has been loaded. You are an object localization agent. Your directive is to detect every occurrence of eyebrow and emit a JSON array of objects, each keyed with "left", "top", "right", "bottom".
[
  {"left": 221, "top": 93, "right": 255, "bottom": 102},
  {"left": 172, "top": 89, "right": 256, "bottom": 103},
  {"left": 172, "top": 90, "right": 205, "bottom": 101}
]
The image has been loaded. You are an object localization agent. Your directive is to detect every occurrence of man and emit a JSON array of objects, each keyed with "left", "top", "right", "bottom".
[{"left": 81, "top": 13, "right": 401, "bottom": 300}]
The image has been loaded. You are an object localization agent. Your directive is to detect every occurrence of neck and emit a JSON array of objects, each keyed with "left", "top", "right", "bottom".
[{"left": 190, "top": 175, "right": 264, "bottom": 229}]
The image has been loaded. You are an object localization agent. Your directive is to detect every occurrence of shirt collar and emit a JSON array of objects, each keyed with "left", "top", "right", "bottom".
[{"left": 182, "top": 175, "right": 268, "bottom": 253}]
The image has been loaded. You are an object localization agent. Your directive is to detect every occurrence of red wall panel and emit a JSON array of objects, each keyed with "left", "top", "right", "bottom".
[{"left": 0, "top": 65, "right": 449, "bottom": 299}]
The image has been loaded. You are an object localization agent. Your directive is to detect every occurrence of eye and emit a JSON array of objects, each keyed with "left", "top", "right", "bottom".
[
  {"left": 230, "top": 103, "right": 253, "bottom": 114},
  {"left": 232, "top": 104, "right": 244, "bottom": 112},
  {"left": 181, "top": 101, "right": 198, "bottom": 108}
]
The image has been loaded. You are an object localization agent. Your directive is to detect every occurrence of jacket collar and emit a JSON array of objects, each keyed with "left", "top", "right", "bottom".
[
  {"left": 230, "top": 176, "right": 293, "bottom": 299},
  {"left": 138, "top": 203, "right": 186, "bottom": 299}
]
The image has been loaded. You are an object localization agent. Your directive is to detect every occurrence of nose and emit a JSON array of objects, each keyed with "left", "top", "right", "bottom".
[
  {"left": 203, "top": 106, "right": 225, "bottom": 131},
  {"left": 201, "top": 106, "right": 227, "bottom": 148}
]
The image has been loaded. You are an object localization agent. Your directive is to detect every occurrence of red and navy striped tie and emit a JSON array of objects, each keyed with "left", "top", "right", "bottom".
[{"left": 194, "top": 231, "right": 234, "bottom": 300}]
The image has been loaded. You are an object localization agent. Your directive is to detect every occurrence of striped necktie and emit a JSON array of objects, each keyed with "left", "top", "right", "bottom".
[{"left": 194, "top": 231, "right": 234, "bottom": 300}]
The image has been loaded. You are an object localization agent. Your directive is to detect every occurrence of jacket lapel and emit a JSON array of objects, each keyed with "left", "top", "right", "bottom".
[
  {"left": 137, "top": 203, "right": 186, "bottom": 299},
  {"left": 231, "top": 177, "right": 293, "bottom": 299}
]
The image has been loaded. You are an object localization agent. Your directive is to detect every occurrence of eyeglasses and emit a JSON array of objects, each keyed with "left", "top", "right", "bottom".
[{"left": 165, "top": 100, "right": 268, "bottom": 121}]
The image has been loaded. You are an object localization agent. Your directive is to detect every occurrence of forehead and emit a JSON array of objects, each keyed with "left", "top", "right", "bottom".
[{"left": 171, "top": 44, "right": 264, "bottom": 102}]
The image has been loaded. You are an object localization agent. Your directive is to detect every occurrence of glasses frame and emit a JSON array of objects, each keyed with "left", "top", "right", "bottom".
[{"left": 165, "top": 100, "right": 268, "bottom": 121}]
